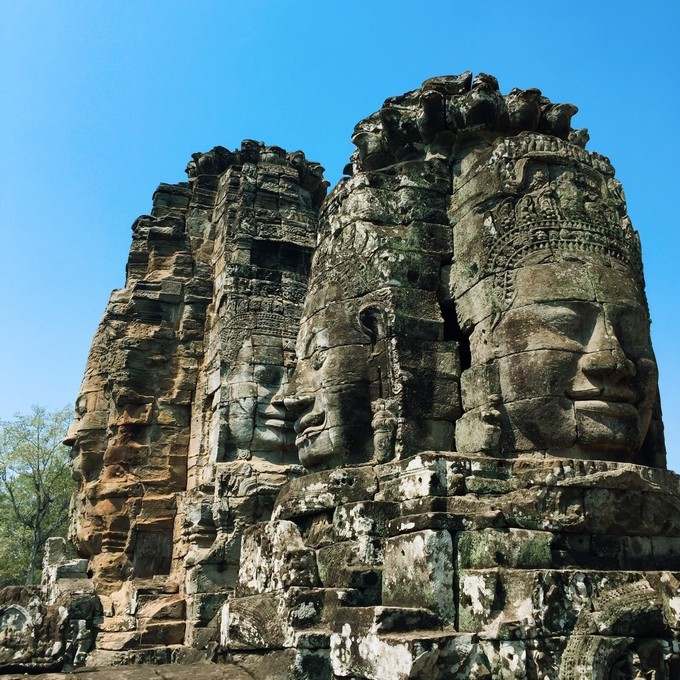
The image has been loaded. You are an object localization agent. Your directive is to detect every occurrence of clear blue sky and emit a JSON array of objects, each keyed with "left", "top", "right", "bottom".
[{"left": 1, "top": 1, "right": 679, "bottom": 469}]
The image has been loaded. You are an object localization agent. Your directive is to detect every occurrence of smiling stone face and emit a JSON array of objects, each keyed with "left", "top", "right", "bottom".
[
  {"left": 285, "top": 298, "right": 375, "bottom": 470},
  {"left": 452, "top": 133, "right": 663, "bottom": 464},
  {"left": 473, "top": 262, "right": 657, "bottom": 459},
  {"left": 224, "top": 333, "right": 297, "bottom": 461}
]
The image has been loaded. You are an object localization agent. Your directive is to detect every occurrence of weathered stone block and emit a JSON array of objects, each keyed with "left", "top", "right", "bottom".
[
  {"left": 185, "top": 593, "right": 227, "bottom": 625},
  {"left": 274, "top": 468, "right": 378, "bottom": 521},
  {"left": 237, "top": 520, "right": 319, "bottom": 595},
  {"left": 387, "top": 512, "right": 471, "bottom": 536},
  {"left": 317, "top": 539, "right": 383, "bottom": 588},
  {"left": 382, "top": 530, "right": 454, "bottom": 625},
  {"left": 330, "top": 629, "right": 468, "bottom": 680},
  {"left": 334, "top": 605, "right": 442, "bottom": 634},
  {"left": 228, "top": 648, "right": 332, "bottom": 680},
  {"left": 333, "top": 501, "right": 400, "bottom": 541},
  {"left": 222, "top": 587, "right": 357, "bottom": 650},
  {"left": 184, "top": 562, "right": 238, "bottom": 594},
  {"left": 139, "top": 620, "right": 185, "bottom": 645},
  {"left": 377, "top": 453, "right": 450, "bottom": 502},
  {"left": 136, "top": 594, "right": 185, "bottom": 620},
  {"left": 500, "top": 486, "right": 587, "bottom": 533},
  {"left": 455, "top": 409, "right": 501, "bottom": 455},
  {"left": 457, "top": 568, "right": 668, "bottom": 640},
  {"left": 95, "top": 630, "right": 140, "bottom": 651},
  {"left": 651, "top": 537, "right": 680, "bottom": 570},
  {"left": 457, "top": 528, "right": 553, "bottom": 569}
]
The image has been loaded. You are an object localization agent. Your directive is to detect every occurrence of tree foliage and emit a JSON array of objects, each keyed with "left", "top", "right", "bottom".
[{"left": 0, "top": 405, "right": 74, "bottom": 587}]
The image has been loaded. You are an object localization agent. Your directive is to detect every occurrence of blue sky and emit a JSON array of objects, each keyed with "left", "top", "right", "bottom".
[{"left": 1, "top": 1, "right": 679, "bottom": 469}]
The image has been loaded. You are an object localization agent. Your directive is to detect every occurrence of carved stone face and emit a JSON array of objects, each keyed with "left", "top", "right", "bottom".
[
  {"left": 64, "top": 379, "right": 138, "bottom": 558},
  {"left": 285, "top": 298, "right": 374, "bottom": 470},
  {"left": 225, "top": 334, "right": 296, "bottom": 460},
  {"left": 469, "top": 261, "right": 657, "bottom": 459},
  {"left": 452, "top": 134, "right": 661, "bottom": 462},
  {"left": 64, "top": 384, "right": 108, "bottom": 483}
]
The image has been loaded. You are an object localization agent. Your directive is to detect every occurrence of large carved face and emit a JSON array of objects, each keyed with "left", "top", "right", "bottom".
[
  {"left": 285, "top": 297, "right": 374, "bottom": 470},
  {"left": 453, "top": 135, "right": 660, "bottom": 462},
  {"left": 64, "top": 379, "right": 108, "bottom": 483},
  {"left": 470, "top": 260, "right": 657, "bottom": 459},
  {"left": 225, "top": 334, "right": 296, "bottom": 459},
  {"left": 64, "top": 376, "right": 141, "bottom": 557}
]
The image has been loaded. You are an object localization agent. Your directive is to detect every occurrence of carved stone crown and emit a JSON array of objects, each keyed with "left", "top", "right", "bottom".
[{"left": 483, "top": 177, "right": 644, "bottom": 307}]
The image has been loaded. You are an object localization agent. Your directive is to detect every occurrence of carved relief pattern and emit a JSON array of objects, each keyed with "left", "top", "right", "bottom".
[{"left": 13, "top": 74, "right": 674, "bottom": 678}]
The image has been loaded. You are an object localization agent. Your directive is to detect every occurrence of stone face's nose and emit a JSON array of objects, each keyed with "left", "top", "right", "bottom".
[
  {"left": 283, "top": 393, "right": 315, "bottom": 415},
  {"left": 63, "top": 426, "right": 78, "bottom": 447},
  {"left": 62, "top": 414, "right": 82, "bottom": 447},
  {"left": 580, "top": 348, "right": 636, "bottom": 381},
  {"left": 579, "top": 313, "right": 636, "bottom": 383},
  {"left": 269, "top": 369, "right": 292, "bottom": 408}
]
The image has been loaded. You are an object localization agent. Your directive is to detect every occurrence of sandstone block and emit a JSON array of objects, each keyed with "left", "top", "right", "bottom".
[
  {"left": 382, "top": 529, "right": 454, "bottom": 625},
  {"left": 237, "top": 521, "right": 319, "bottom": 595},
  {"left": 333, "top": 501, "right": 400, "bottom": 541},
  {"left": 457, "top": 528, "right": 553, "bottom": 569},
  {"left": 316, "top": 539, "right": 383, "bottom": 589},
  {"left": 228, "top": 648, "right": 332, "bottom": 680},
  {"left": 274, "top": 467, "right": 378, "bottom": 520}
]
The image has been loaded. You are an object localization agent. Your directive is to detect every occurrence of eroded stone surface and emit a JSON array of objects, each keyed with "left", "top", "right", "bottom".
[
  {"left": 3, "top": 74, "right": 678, "bottom": 679},
  {"left": 0, "top": 662, "right": 255, "bottom": 680},
  {"left": 221, "top": 73, "right": 674, "bottom": 679}
]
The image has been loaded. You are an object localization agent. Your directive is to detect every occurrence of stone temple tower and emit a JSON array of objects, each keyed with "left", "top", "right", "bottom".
[{"left": 2, "top": 74, "right": 678, "bottom": 679}]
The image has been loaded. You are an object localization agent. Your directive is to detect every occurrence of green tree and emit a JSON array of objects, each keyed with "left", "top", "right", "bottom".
[{"left": 0, "top": 405, "right": 74, "bottom": 587}]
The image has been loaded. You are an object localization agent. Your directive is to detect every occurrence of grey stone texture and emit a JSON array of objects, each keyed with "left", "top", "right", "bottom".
[{"left": 2, "top": 73, "right": 678, "bottom": 678}]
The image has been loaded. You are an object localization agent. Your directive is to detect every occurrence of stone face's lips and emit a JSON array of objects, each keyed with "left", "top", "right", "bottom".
[
  {"left": 259, "top": 404, "right": 295, "bottom": 428},
  {"left": 295, "top": 408, "right": 325, "bottom": 433},
  {"left": 295, "top": 409, "right": 326, "bottom": 445},
  {"left": 567, "top": 386, "right": 637, "bottom": 402},
  {"left": 261, "top": 417, "right": 290, "bottom": 428},
  {"left": 573, "top": 400, "right": 638, "bottom": 418}
]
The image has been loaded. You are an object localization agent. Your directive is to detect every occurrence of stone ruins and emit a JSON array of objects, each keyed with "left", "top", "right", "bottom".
[{"left": 2, "top": 73, "right": 679, "bottom": 679}]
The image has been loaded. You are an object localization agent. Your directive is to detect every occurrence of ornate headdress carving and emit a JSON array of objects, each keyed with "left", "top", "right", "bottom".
[{"left": 480, "top": 133, "right": 644, "bottom": 308}]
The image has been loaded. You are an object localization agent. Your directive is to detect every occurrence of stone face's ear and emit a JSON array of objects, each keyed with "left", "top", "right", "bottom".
[{"left": 359, "top": 305, "right": 387, "bottom": 345}]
